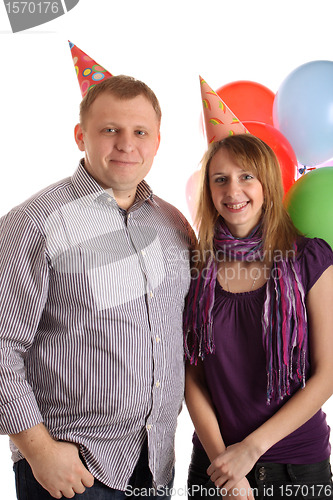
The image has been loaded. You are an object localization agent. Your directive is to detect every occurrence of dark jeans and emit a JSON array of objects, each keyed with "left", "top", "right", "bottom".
[
  {"left": 188, "top": 445, "right": 333, "bottom": 499},
  {"left": 14, "top": 440, "right": 174, "bottom": 500}
]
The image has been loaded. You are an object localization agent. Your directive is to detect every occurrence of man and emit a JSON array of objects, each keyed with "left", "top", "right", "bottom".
[{"left": 0, "top": 53, "right": 193, "bottom": 499}]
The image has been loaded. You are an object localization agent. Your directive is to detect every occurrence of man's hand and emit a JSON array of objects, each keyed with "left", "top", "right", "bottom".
[
  {"left": 29, "top": 440, "right": 95, "bottom": 498},
  {"left": 10, "top": 424, "right": 94, "bottom": 498}
]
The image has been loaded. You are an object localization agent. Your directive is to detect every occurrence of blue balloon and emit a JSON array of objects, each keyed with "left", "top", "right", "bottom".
[{"left": 273, "top": 61, "right": 333, "bottom": 166}]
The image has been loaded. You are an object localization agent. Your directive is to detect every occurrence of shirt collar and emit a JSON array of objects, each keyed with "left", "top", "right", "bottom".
[
  {"left": 132, "top": 178, "right": 160, "bottom": 210},
  {"left": 71, "top": 160, "right": 104, "bottom": 206}
]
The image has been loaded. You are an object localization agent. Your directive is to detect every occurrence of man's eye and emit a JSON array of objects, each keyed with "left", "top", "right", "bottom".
[
  {"left": 105, "top": 128, "right": 116, "bottom": 133},
  {"left": 136, "top": 131, "right": 146, "bottom": 136}
]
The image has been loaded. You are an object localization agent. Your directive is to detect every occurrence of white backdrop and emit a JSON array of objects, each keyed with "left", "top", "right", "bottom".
[{"left": 0, "top": 1, "right": 333, "bottom": 497}]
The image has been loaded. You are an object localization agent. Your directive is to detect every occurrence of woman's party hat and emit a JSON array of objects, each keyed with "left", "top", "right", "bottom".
[{"left": 200, "top": 76, "right": 249, "bottom": 144}]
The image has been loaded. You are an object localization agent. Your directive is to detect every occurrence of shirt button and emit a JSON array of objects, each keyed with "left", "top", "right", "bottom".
[
  {"left": 155, "top": 336, "right": 161, "bottom": 343},
  {"left": 156, "top": 381, "right": 160, "bottom": 388},
  {"left": 147, "top": 424, "right": 152, "bottom": 431},
  {"left": 107, "top": 197, "right": 112, "bottom": 203},
  {"left": 141, "top": 250, "right": 146, "bottom": 256},
  {"left": 150, "top": 291, "right": 154, "bottom": 298}
]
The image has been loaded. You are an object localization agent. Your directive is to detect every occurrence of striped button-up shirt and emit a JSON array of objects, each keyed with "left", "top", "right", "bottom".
[{"left": 0, "top": 162, "right": 193, "bottom": 490}]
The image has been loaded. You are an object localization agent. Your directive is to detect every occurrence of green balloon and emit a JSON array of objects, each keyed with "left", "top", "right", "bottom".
[{"left": 284, "top": 167, "right": 333, "bottom": 249}]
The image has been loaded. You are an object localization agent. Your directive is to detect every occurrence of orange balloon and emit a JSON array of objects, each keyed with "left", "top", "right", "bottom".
[
  {"left": 243, "top": 121, "right": 297, "bottom": 194},
  {"left": 216, "top": 81, "right": 275, "bottom": 126}
]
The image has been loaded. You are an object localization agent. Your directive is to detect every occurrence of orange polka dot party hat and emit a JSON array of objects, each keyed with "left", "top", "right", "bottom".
[{"left": 69, "top": 41, "right": 113, "bottom": 97}]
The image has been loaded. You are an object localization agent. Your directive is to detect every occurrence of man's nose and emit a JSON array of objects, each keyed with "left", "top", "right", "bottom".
[{"left": 115, "top": 131, "right": 135, "bottom": 153}]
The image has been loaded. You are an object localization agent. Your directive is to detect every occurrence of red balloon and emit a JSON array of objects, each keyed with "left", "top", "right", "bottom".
[
  {"left": 216, "top": 81, "right": 275, "bottom": 126},
  {"left": 243, "top": 121, "right": 297, "bottom": 194}
]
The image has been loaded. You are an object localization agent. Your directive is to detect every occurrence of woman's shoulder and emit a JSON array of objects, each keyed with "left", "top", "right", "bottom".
[
  {"left": 296, "top": 235, "right": 333, "bottom": 262},
  {"left": 295, "top": 236, "right": 333, "bottom": 293}
]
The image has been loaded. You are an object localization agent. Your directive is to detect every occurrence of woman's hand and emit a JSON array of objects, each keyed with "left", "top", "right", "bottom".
[
  {"left": 222, "top": 477, "right": 255, "bottom": 499},
  {"left": 207, "top": 441, "right": 259, "bottom": 493}
]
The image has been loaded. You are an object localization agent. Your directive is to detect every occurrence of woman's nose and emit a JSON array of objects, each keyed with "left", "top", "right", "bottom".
[{"left": 225, "top": 178, "right": 241, "bottom": 197}]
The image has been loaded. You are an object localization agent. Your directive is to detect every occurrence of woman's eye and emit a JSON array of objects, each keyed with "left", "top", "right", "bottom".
[{"left": 216, "top": 177, "right": 226, "bottom": 183}]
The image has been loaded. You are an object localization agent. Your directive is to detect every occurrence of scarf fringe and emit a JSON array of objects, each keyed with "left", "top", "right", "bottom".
[
  {"left": 263, "top": 257, "right": 308, "bottom": 403},
  {"left": 184, "top": 256, "right": 217, "bottom": 363}
]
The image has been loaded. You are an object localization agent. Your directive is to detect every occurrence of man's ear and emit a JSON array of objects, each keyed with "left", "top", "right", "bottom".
[
  {"left": 74, "top": 123, "right": 85, "bottom": 152},
  {"left": 155, "top": 132, "right": 161, "bottom": 156}
]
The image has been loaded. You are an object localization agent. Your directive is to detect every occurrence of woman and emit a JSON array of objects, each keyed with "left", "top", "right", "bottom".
[{"left": 184, "top": 134, "right": 333, "bottom": 499}]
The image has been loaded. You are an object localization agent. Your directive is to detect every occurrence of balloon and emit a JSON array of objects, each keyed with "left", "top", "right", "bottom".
[
  {"left": 311, "top": 157, "right": 333, "bottom": 169},
  {"left": 273, "top": 60, "right": 333, "bottom": 166},
  {"left": 284, "top": 167, "right": 333, "bottom": 248},
  {"left": 216, "top": 80, "right": 275, "bottom": 126},
  {"left": 297, "top": 157, "right": 333, "bottom": 178},
  {"left": 185, "top": 170, "right": 200, "bottom": 224},
  {"left": 243, "top": 121, "right": 297, "bottom": 194}
]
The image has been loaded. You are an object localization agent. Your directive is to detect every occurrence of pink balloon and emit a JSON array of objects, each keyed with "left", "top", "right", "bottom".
[{"left": 185, "top": 170, "right": 200, "bottom": 223}]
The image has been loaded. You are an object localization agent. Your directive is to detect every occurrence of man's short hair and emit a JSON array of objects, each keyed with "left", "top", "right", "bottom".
[{"left": 79, "top": 75, "right": 162, "bottom": 128}]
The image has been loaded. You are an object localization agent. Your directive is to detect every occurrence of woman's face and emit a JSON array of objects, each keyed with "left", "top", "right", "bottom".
[{"left": 209, "top": 148, "right": 264, "bottom": 238}]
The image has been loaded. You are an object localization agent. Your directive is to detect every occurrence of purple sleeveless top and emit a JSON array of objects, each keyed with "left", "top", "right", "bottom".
[{"left": 193, "top": 237, "right": 333, "bottom": 463}]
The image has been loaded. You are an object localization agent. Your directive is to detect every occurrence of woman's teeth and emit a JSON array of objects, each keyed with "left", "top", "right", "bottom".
[{"left": 226, "top": 202, "right": 247, "bottom": 209}]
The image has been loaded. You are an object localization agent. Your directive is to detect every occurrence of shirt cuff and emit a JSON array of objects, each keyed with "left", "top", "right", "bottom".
[{"left": 0, "top": 391, "right": 43, "bottom": 435}]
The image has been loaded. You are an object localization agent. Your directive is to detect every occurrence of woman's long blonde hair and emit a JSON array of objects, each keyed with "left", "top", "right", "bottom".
[{"left": 194, "top": 134, "right": 300, "bottom": 269}]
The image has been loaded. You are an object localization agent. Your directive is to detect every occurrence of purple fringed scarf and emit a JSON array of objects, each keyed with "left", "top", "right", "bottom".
[{"left": 184, "top": 220, "right": 308, "bottom": 404}]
